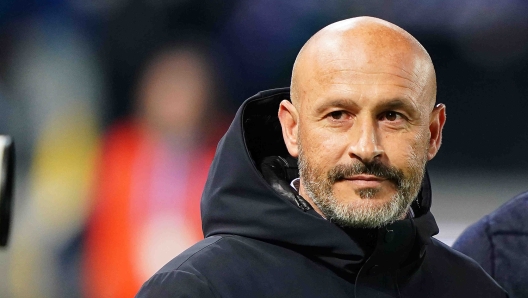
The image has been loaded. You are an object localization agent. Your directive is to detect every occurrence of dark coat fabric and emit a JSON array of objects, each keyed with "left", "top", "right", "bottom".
[
  {"left": 453, "top": 191, "right": 528, "bottom": 298},
  {"left": 136, "top": 88, "right": 507, "bottom": 298}
]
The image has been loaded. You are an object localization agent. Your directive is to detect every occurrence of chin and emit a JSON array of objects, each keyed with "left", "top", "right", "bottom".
[
  {"left": 327, "top": 192, "right": 409, "bottom": 228},
  {"left": 335, "top": 185, "right": 394, "bottom": 201}
]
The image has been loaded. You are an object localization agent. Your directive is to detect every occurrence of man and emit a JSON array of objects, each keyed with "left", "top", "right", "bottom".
[
  {"left": 453, "top": 191, "right": 528, "bottom": 298},
  {"left": 137, "top": 17, "right": 506, "bottom": 297}
]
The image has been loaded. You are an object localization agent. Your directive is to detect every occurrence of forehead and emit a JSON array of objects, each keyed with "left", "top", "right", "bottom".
[{"left": 297, "top": 35, "right": 431, "bottom": 110}]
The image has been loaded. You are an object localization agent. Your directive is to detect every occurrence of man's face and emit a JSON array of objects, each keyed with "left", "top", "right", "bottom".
[{"left": 293, "top": 42, "right": 436, "bottom": 228}]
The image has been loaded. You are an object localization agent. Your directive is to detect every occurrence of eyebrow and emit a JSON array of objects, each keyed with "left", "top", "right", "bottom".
[
  {"left": 315, "top": 98, "right": 418, "bottom": 114},
  {"left": 315, "top": 99, "right": 359, "bottom": 114}
]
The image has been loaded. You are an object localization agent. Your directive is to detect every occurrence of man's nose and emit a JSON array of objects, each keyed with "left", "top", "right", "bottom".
[{"left": 348, "top": 119, "right": 384, "bottom": 163}]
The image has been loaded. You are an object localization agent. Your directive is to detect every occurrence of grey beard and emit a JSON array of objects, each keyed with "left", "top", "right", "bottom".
[{"left": 298, "top": 148, "right": 426, "bottom": 228}]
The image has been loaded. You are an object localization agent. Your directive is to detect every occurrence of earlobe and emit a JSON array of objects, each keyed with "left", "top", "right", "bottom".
[
  {"left": 428, "top": 104, "right": 446, "bottom": 160},
  {"left": 278, "top": 100, "right": 299, "bottom": 157}
]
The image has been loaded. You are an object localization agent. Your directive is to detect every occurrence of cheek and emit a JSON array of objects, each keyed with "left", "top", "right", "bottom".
[
  {"left": 383, "top": 130, "right": 429, "bottom": 169},
  {"left": 300, "top": 127, "right": 349, "bottom": 163},
  {"left": 406, "top": 132, "right": 430, "bottom": 169}
]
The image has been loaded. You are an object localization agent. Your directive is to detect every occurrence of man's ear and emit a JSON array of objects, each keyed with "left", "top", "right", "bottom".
[
  {"left": 278, "top": 100, "right": 300, "bottom": 158},
  {"left": 428, "top": 103, "right": 446, "bottom": 160}
]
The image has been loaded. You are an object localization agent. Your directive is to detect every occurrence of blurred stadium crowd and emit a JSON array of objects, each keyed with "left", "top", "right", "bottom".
[{"left": 0, "top": 0, "right": 527, "bottom": 297}]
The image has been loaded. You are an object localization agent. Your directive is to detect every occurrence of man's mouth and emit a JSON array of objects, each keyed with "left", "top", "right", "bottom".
[
  {"left": 346, "top": 175, "right": 385, "bottom": 181},
  {"left": 341, "top": 175, "right": 387, "bottom": 188}
]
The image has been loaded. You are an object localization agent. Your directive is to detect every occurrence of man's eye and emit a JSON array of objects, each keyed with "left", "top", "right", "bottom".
[
  {"left": 381, "top": 111, "right": 401, "bottom": 121},
  {"left": 330, "top": 111, "right": 345, "bottom": 120}
]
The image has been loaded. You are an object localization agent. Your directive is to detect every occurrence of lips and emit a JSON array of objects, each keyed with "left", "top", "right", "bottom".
[
  {"left": 345, "top": 175, "right": 385, "bottom": 182},
  {"left": 343, "top": 175, "right": 386, "bottom": 188}
]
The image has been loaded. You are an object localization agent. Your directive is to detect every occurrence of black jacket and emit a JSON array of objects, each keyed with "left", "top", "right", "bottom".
[
  {"left": 453, "top": 191, "right": 528, "bottom": 298},
  {"left": 136, "top": 88, "right": 507, "bottom": 298}
]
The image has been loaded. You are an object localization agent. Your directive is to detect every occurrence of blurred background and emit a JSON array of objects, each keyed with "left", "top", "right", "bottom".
[{"left": 0, "top": 0, "right": 527, "bottom": 297}]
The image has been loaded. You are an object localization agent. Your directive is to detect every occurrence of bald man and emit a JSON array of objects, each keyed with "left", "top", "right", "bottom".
[{"left": 137, "top": 17, "right": 506, "bottom": 298}]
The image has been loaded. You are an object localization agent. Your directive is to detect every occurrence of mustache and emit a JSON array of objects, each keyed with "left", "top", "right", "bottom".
[{"left": 327, "top": 160, "right": 404, "bottom": 188}]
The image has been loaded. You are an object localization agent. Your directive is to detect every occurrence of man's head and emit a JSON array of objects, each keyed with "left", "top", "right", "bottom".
[{"left": 278, "top": 17, "right": 446, "bottom": 228}]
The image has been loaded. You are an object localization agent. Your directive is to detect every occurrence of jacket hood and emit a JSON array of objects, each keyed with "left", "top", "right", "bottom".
[{"left": 201, "top": 87, "right": 439, "bottom": 278}]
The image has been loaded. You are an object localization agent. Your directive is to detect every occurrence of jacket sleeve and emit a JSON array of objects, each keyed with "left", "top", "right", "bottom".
[
  {"left": 452, "top": 216, "right": 493, "bottom": 277},
  {"left": 135, "top": 270, "right": 219, "bottom": 298}
]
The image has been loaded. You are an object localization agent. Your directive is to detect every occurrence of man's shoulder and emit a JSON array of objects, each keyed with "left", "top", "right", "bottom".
[
  {"left": 155, "top": 235, "right": 226, "bottom": 275},
  {"left": 427, "top": 237, "right": 490, "bottom": 272},
  {"left": 451, "top": 192, "right": 528, "bottom": 297},
  {"left": 460, "top": 190, "right": 528, "bottom": 236},
  {"left": 486, "top": 191, "right": 528, "bottom": 232},
  {"left": 397, "top": 238, "right": 506, "bottom": 297},
  {"left": 145, "top": 235, "right": 293, "bottom": 281},
  {"left": 452, "top": 191, "right": 528, "bottom": 268},
  {"left": 136, "top": 235, "right": 321, "bottom": 297},
  {"left": 153, "top": 235, "right": 268, "bottom": 274},
  {"left": 417, "top": 238, "right": 506, "bottom": 296},
  {"left": 137, "top": 235, "right": 250, "bottom": 297}
]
